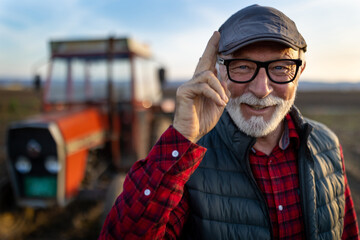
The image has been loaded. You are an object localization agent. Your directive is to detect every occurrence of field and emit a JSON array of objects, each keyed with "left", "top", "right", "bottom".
[{"left": 0, "top": 88, "right": 359, "bottom": 239}]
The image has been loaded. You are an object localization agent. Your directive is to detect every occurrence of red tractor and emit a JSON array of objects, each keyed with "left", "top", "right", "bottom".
[{"left": 6, "top": 37, "right": 173, "bottom": 208}]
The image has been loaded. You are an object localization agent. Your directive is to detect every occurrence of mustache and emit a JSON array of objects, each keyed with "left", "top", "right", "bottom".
[{"left": 229, "top": 93, "right": 285, "bottom": 107}]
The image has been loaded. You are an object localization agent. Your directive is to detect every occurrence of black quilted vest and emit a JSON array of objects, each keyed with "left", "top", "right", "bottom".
[{"left": 182, "top": 107, "right": 345, "bottom": 239}]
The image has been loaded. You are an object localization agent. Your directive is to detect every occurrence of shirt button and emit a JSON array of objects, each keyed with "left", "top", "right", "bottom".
[
  {"left": 278, "top": 205, "right": 283, "bottom": 211},
  {"left": 172, "top": 150, "right": 179, "bottom": 158},
  {"left": 144, "top": 189, "right": 151, "bottom": 196}
]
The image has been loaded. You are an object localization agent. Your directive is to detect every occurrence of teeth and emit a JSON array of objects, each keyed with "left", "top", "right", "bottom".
[
  {"left": 243, "top": 103, "right": 273, "bottom": 110},
  {"left": 251, "top": 105, "right": 267, "bottom": 110}
]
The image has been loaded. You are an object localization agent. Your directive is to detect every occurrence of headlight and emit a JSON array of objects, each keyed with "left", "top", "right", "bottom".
[
  {"left": 15, "top": 156, "right": 32, "bottom": 174},
  {"left": 44, "top": 156, "right": 61, "bottom": 174}
]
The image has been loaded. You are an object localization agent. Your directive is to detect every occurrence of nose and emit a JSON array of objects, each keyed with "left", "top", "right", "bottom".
[{"left": 248, "top": 68, "right": 273, "bottom": 99}]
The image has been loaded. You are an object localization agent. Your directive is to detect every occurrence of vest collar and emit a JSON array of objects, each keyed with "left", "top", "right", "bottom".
[
  {"left": 289, "top": 106, "right": 313, "bottom": 143},
  {"left": 215, "top": 109, "right": 256, "bottom": 158}
]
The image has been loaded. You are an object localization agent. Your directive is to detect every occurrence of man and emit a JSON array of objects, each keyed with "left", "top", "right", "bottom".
[{"left": 100, "top": 5, "right": 359, "bottom": 239}]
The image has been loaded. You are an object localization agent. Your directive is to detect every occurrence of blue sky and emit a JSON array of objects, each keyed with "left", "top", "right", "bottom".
[{"left": 1, "top": 0, "right": 360, "bottom": 82}]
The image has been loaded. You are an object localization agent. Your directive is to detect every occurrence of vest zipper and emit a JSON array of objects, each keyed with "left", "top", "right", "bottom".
[{"left": 298, "top": 123, "right": 313, "bottom": 239}]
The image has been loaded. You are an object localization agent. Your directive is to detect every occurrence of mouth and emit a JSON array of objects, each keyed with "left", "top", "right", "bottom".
[
  {"left": 245, "top": 104, "right": 274, "bottom": 111},
  {"left": 250, "top": 104, "right": 269, "bottom": 110},
  {"left": 240, "top": 103, "right": 278, "bottom": 118}
]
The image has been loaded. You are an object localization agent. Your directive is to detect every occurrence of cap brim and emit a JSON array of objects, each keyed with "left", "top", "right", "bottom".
[{"left": 220, "top": 37, "right": 300, "bottom": 55}]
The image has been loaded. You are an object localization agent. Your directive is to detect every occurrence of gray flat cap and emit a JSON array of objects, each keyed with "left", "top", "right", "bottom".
[{"left": 219, "top": 4, "right": 307, "bottom": 55}]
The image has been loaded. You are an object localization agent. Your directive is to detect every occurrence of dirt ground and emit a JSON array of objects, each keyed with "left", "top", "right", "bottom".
[{"left": 0, "top": 89, "right": 359, "bottom": 239}]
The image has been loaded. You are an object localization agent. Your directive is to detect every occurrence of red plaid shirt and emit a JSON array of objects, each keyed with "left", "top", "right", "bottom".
[
  {"left": 249, "top": 114, "right": 304, "bottom": 239},
  {"left": 99, "top": 115, "right": 359, "bottom": 239}
]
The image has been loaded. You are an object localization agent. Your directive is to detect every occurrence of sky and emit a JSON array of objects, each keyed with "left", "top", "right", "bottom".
[{"left": 1, "top": 0, "right": 360, "bottom": 82}]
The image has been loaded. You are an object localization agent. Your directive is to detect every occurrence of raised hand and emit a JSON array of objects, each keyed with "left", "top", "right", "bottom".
[{"left": 173, "top": 31, "right": 230, "bottom": 143}]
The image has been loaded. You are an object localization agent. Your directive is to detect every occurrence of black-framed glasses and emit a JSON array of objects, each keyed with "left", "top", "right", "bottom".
[{"left": 217, "top": 57, "right": 302, "bottom": 84}]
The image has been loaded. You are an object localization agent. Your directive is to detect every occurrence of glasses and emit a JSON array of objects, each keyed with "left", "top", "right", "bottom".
[{"left": 217, "top": 57, "right": 302, "bottom": 84}]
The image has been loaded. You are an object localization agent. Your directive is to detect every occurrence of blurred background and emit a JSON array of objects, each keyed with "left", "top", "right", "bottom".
[{"left": 0, "top": 0, "right": 359, "bottom": 239}]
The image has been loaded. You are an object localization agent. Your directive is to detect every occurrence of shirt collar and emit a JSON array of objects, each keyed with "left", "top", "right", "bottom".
[{"left": 251, "top": 113, "right": 300, "bottom": 153}]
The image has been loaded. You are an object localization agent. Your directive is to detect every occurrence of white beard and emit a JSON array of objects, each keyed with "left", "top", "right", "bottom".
[{"left": 226, "top": 92, "right": 296, "bottom": 137}]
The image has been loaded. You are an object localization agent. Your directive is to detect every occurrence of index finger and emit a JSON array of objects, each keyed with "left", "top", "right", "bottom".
[{"left": 195, "top": 31, "right": 220, "bottom": 74}]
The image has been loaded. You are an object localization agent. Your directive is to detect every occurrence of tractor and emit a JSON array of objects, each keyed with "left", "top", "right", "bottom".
[{"left": 5, "top": 37, "right": 173, "bottom": 209}]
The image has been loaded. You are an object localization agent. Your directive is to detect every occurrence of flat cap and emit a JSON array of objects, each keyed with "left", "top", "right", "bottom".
[{"left": 219, "top": 4, "right": 307, "bottom": 55}]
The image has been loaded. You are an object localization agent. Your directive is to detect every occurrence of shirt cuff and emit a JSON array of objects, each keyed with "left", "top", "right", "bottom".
[{"left": 147, "top": 125, "right": 207, "bottom": 173}]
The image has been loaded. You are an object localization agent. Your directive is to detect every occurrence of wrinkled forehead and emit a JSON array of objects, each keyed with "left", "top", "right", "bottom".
[{"left": 226, "top": 41, "right": 299, "bottom": 58}]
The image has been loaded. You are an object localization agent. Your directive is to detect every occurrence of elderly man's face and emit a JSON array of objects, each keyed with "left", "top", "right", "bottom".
[{"left": 219, "top": 41, "right": 305, "bottom": 137}]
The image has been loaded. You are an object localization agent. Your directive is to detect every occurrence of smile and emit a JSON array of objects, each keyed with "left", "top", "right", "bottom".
[
  {"left": 245, "top": 104, "right": 275, "bottom": 111},
  {"left": 251, "top": 105, "right": 268, "bottom": 110}
]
